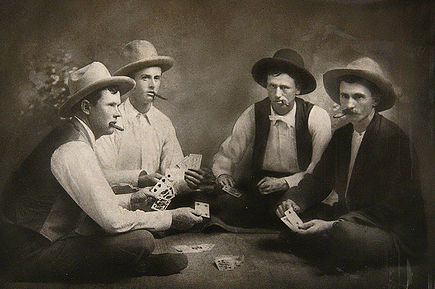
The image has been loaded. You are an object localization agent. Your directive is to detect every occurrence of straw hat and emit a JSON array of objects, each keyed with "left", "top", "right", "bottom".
[
  {"left": 251, "top": 49, "right": 316, "bottom": 95},
  {"left": 59, "top": 62, "right": 135, "bottom": 118},
  {"left": 114, "top": 40, "right": 174, "bottom": 76},
  {"left": 323, "top": 57, "right": 396, "bottom": 112}
]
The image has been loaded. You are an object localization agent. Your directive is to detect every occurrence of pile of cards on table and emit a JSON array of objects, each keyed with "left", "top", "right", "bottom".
[
  {"left": 222, "top": 185, "right": 242, "bottom": 198},
  {"left": 173, "top": 243, "right": 215, "bottom": 253},
  {"left": 280, "top": 208, "right": 303, "bottom": 231},
  {"left": 214, "top": 255, "right": 244, "bottom": 271},
  {"left": 150, "top": 176, "right": 175, "bottom": 211}
]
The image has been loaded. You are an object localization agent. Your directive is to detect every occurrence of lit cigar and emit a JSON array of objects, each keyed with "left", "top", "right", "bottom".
[
  {"left": 155, "top": 94, "right": 168, "bottom": 100},
  {"left": 333, "top": 108, "right": 353, "bottom": 119},
  {"left": 109, "top": 122, "right": 124, "bottom": 131},
  {"left": 275, "top": 100, "right": 290, "bottom": 107}
]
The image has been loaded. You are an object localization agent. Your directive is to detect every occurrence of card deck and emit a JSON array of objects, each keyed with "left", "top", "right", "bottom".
[
  {"left": 173, "top": 243, "right": 215, "bottom": 253},
  {"left": 222, "top": 185, "right": 242, "bottom": 198},
  {"left": 195, "top": 201, "right": 210, "bottom": 218}
]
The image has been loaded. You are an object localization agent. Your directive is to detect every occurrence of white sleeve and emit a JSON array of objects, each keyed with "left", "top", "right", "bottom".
[
  {"left": 306, "top": 105, "right": 332, "bottom": 173},
  {"left": 160, "top": 121, "right": 184, "bottom": 174},
  {"left": 95, "top": 133, "right": 142, "bottom": 186},
  {"left": 51, "top": 141, "right": 172, "bottom": 233},
  {"left": 212, "top": 105, "right": 255, "bottom": 177}
]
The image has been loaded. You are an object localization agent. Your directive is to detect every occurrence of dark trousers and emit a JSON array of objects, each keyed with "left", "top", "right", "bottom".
[
  {"left": 281, "top": 205, "right": 399, "bottom": 269},
  {"left": 0, "top": 221, "right": 155, "bottom": 282}
]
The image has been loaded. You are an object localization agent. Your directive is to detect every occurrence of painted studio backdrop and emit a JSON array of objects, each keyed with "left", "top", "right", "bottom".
[{"left": 0, "top": 0, "right": 434, "bottom": 267}]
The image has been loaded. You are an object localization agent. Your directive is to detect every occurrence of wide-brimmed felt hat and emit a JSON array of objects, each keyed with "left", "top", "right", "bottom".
[
  {"left": 251, "top": 49, "right": 316, "bottom": 95},
  {"left": 323, "top": 57, "right": 396, "bottom": 112},
  {"left": 59, "top": 62, "right": 135, "bottom": 118},
  {"left": 114, "top": 40, "right": 174, "bottom": 76}
]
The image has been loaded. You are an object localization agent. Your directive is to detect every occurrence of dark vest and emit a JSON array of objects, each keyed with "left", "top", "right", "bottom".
[{"left": 252, "top": 97, "right": 314, "bottom": 182}]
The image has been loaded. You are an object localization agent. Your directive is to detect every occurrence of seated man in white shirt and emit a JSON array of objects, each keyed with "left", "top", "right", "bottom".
[
  {"left": 95, "top": 40, "right": 204, "bottom": 199},
  {"left": 0, "top": 62, "right": 203, "bottom": 281},
  {"left": 212, "top": 49, "right": 331, "bottom": 228}
]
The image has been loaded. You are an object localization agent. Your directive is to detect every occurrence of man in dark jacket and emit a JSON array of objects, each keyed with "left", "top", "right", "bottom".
[{"left": 276, "top": 57, "right": 426, "bottom": 268}]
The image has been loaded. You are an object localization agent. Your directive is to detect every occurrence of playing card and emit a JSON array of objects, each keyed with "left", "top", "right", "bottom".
[
  {"left": 188, "top": 153, "right": 202, "bottom": 170},
  {"left": 285, "top": 208, "right": 303, "bottom": 226},
  {"left": 165, "top": 168, "right": 184, "bottom": 182},
  {"left": 195, "top": 201, "right": 210, "bottom": 218},
  {"left": 151, "top": 177, "right": 172, "bottom": 197},
  {"left": 151, "top": 198, "right": 171, "bottom": 211},
  {"left": 214, "top": 256, "right": 236, "bottom": 271},
  {"left": 222, "top": 185, "right": 242, "bottom": 198},
  {"left": 173, "top": 243, "right": 215, "bottom": 253},
  {"left": 175, "top": 155, "right": 190, "bottom": 170}
]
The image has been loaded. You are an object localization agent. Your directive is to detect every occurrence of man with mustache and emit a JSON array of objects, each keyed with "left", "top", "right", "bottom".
[
  {"left": 212, "top": 49, "right": 331, "bottom": 228},
  {"left": 276, "top": 57, "right": 427, "bottom": 269},
  {"left": 96, "top": 40, "right": 204, "bottom": 197},
  {"left": 0, "top": 62, "right": 202, "bottom": 281}
]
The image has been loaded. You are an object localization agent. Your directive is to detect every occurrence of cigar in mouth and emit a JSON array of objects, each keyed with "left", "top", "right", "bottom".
[
  {"left": 333, "top": 108, "right": 354, "bottom": 119},
  {"left": 155, "top": 94, "right": 168, "bottom": 100},
  {"left": 109, "top": 122, "right": 124, "bottom": 131},
  {"left": 275, "top": 100, "right": 290, "bottom": 107}
]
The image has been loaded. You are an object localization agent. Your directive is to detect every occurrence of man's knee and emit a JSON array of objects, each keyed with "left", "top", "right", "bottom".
[{"left": 127, "top": 229, "right": 156, "bottom": 255}]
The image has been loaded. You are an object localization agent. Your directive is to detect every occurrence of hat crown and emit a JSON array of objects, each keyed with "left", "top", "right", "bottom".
[
  {"left": 123, "top": 40, "right": 160, "bottom": 63},
  {"left": 346, "top": 57, "right": 387, "bottom": 80},
  {"left": 68, "top": 62, "right": 111, "bottom": 95},
  {"left": 272, "top": 49, "right": 305, "bottom": 69}
]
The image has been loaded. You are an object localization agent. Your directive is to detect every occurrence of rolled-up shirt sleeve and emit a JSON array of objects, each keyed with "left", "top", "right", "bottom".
[
  {"left": 212, "top": 105, "right": 255, "bottom": 177},
  {"left": 51, "top": 141, "right": 172, "bottom": 233}
]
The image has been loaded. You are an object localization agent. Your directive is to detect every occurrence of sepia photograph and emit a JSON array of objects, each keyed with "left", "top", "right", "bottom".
[{"left": 0, "top": 0, "right": 433, "bottom": 288}]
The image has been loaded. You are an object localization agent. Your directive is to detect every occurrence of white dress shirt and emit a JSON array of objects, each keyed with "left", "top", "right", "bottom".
[
  {"left": 212, "top": 101, "right": 332, "bottom": 188},
  {"left": 50, "top": 119, "right": 172, "bottom": 234},
  {"left": 95, "top": 98, "right": 184, "bottom": 186}
]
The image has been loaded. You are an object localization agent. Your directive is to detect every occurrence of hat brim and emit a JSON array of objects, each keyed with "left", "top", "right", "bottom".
[
  {"left": 251, "top": 58, "right": 317, "bottom": 95},
  {"left": 323, "top": 69, "right": 396, "bottom": 112},
  {"left": 113, "top": 56, "right": 174, "bottom": 76},
  {"left": 59, "top": 76, "right": 135, "bottom": 118}
]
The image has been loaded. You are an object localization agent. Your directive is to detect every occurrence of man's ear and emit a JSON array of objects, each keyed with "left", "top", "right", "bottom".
[
  {"left": 373, "top": 95, "right": 381, "bottom": 107},
  {"left": 81, "top": 99, "right": 91, "bottom": 115}
]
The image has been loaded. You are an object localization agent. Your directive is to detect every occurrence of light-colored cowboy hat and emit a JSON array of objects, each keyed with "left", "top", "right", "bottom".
[
  {"left": 323, "top": 57, "right": 396, "bottom": 112},
  {"left": 113, "top": 40, "right": 174, "bottom": 76},
  {"left": 59, "top": 62, "right": 135, "bottom": 118},
  {"left": 251, "top": 49, "right": 317, "bottom": 95}
]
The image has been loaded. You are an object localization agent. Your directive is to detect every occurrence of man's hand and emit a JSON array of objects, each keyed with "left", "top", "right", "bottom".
[
  {"left": 257, "top": 177, "right": 289, "bottom": 195},
  {"left": 184, "top": 169, "right": 205, "bottom": 190},
  {"left": 297, "top": 219, "right": 336, "bottom": 235},
  {"left": 276, "top": 199, "right": 300, "bottom": 218},
  {"left": 170, "top": 208, "right": 203, "bottom": 230},
  {"left": 216, "top": 174, "right": 235, "bottom": 188},
  {"left": 130, "top": 188, "right": 156, "bottom": 211},
  {"left": 138, "top": 171, "right": 163, "bottom": 188}
]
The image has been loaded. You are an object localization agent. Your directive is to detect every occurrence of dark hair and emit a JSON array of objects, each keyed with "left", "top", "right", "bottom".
[
  {"left": 337, "top": 75, "right": 381, "bottom": 98},
  {"left": 266, "top": 70, "right": 302, "bottom": 91}
]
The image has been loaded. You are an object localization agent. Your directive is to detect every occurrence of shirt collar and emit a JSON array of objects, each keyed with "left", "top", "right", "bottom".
[
  {"left": 269, "top": 103, "right": 296, "bottom": 127},
  {"left": 124, "top": 97, "right": 160, "bottom": 126},
  {"left": 73, "top": 116, "right": 96, "bottom": 149}
]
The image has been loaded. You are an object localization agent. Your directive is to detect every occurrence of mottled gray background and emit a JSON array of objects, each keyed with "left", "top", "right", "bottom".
[{"left": 0, "top": 0, "right": 433, "bottom": 270}]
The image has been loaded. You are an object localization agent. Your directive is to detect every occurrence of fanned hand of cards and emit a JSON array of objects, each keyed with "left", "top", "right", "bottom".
[
  {"left": 280, "top": 208, "right": 303, "bottom": 232},
  {"left": 175, "top": 153, "right": 202, "bottom": 171},
  {"left": 150, "top": 177, "right": 176, "bottom": 211}
]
